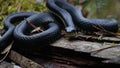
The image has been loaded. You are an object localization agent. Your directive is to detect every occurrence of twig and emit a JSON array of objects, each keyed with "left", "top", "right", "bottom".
[
  {"left": 90, "top": 44, "right": 120, "bottom": 54},
  {"left": 31, "top": 27, "right": 44, "bottom": 33},
  {"left": 25, "top": 20, "right": 43, "bottom": 33},
  {"left": 0, "top": 41, "right": 14, "bottom": 63},
  {"left": 0, "top": 49, "right": 9, "bottom": 63},
  {"left": 62, "top": 29, "right": 120, "bottom": 42},
  {"left": 27, "top": 22, "right": 37, "bottom": 29},
  {"left": 71, "top": 34, "right": 120, "bottom": 42},
  {"left": 0, "top": 12, "right": 2, "bottom": 16},
  {"left": 93, "top": 25, "right": 117, "bottom": 36}
]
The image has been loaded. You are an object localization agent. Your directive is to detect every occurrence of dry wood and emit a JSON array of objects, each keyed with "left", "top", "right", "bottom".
[
  {"left": 63, "top": 32, "right": 120, "bottom": 42},
  {"left": 91, "top": 44, "right": 120, "bottom": 54},
  {"left": 9, "top": 50, "right": 44, "bottom": 68},
  {"left": 76, "top": 34, "right": 120, "bottom": 42}
]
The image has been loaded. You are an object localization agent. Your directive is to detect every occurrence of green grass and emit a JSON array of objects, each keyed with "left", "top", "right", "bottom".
[{"left": 0, "top": 0, "right": 47, "bottom": 29}]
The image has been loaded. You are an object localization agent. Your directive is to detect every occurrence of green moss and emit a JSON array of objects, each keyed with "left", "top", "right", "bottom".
[{"left": 0, "top": 0, "right": 47, "bottom": 29}]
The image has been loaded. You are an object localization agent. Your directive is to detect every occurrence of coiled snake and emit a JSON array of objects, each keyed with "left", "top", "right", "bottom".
[{"left": 0, "top": 0, "right": 118, "bottom": 52}]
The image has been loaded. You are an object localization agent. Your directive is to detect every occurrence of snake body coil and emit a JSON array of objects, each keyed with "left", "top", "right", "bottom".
[
  {"left": 47, "top": 0, "right": 118, "bottom": 32},
  {"left": 0, "top": 0, "right": 119, "bottom": 52},
  {"left": 46, "top": 0, "right": 76, "bottom": 32},
  {"left": 0, "top": 12, "right": 36, "bottom": 52},
  {"left": 13, "top": 13, "right": 60, "bottom": 49}
]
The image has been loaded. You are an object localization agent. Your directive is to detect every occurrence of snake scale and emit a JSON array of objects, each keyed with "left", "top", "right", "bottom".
[{"left": 0, "top": 0, "right": 118, "bottom": 52}]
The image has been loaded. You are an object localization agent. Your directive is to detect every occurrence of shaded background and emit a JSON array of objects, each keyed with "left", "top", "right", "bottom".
[{"left": 0, "top": 0, "right": 120, "bottom": 29}]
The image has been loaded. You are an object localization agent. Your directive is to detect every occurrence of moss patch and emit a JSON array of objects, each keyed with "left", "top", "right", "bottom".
[{"left": 0, "top": 0, "right": 47, "bottom": 29}]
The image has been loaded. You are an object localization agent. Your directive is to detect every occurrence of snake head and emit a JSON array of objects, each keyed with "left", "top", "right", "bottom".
[{"left": 65, "top": 26, "right": 76, "bottom": 33}]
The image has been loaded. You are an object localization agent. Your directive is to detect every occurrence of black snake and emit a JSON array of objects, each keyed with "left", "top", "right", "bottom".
[{"left": 0, "top": 0, "right": 118, "bottom": 52}]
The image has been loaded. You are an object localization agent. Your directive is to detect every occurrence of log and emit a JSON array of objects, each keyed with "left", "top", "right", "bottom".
[{"left": 9, "top": 37, "right": 120, "bottom": 67}]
